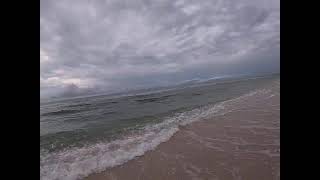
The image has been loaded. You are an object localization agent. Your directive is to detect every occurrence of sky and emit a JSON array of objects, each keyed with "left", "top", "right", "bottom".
[{"left": 40, "top": 0, "right": 280, "bottom": 99}]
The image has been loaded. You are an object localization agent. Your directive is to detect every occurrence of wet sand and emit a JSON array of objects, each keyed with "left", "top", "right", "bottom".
[{"left": 85, "top": 79, "right": 280, "bottom": 180}]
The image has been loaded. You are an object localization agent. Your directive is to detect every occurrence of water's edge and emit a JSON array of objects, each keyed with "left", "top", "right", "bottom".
[{"left": 41, "top": 87, "right": 271, "bottom": 180}]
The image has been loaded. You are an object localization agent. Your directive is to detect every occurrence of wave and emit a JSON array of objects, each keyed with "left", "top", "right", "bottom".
[
  {"left": 134, "top": 94, "right": 176, "bottom": 103},
  {"left": 42, "top": 109, "right": 84, "bottom": 116},
  {"left": 40, "top": 89, "right": 265, "bottom": 180},
  {"left": 65, "top": 103, "right": 91, "bottom": 108}
]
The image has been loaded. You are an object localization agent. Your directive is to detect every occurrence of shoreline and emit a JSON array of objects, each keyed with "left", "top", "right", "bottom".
[{"left": 85, "top": 79, "right": 280, "bottom": 180}]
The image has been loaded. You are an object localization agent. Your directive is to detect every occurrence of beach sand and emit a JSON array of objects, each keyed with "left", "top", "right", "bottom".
[{"left": 85, "top": 79, "right": 280, "bottom": 180}]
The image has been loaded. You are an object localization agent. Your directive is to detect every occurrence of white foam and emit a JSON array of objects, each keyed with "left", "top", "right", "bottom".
[{"left": 40, "top": 90, "right": 262, "bottom": 180}]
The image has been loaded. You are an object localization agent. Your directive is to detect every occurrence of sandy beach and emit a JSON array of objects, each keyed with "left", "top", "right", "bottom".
[{"left": 84, "top": 79, "right": 280, "bottom": 180}]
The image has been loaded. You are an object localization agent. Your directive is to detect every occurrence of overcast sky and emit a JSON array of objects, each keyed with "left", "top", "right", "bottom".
[{"left": 40, "top": 0, "right": 280, "bottom": 99}]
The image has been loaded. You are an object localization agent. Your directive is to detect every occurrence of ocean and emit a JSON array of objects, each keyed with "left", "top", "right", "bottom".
[{"left": 40, "top": 75, "right": 278, "bottom": 180}]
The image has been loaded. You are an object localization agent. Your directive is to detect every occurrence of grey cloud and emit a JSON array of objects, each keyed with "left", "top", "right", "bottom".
[{"left": 40, "top": 0, "right": 279, "bottom": 99}]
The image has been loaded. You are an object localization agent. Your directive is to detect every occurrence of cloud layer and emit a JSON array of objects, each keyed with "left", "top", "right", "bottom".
[{"left": 40, "top": 0, "right": 280, "bottom": 99}]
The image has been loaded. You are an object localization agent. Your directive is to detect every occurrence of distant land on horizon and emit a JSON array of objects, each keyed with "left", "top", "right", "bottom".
[{"left": 41, "top": 72, "right": 279, "bottom": 104}]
